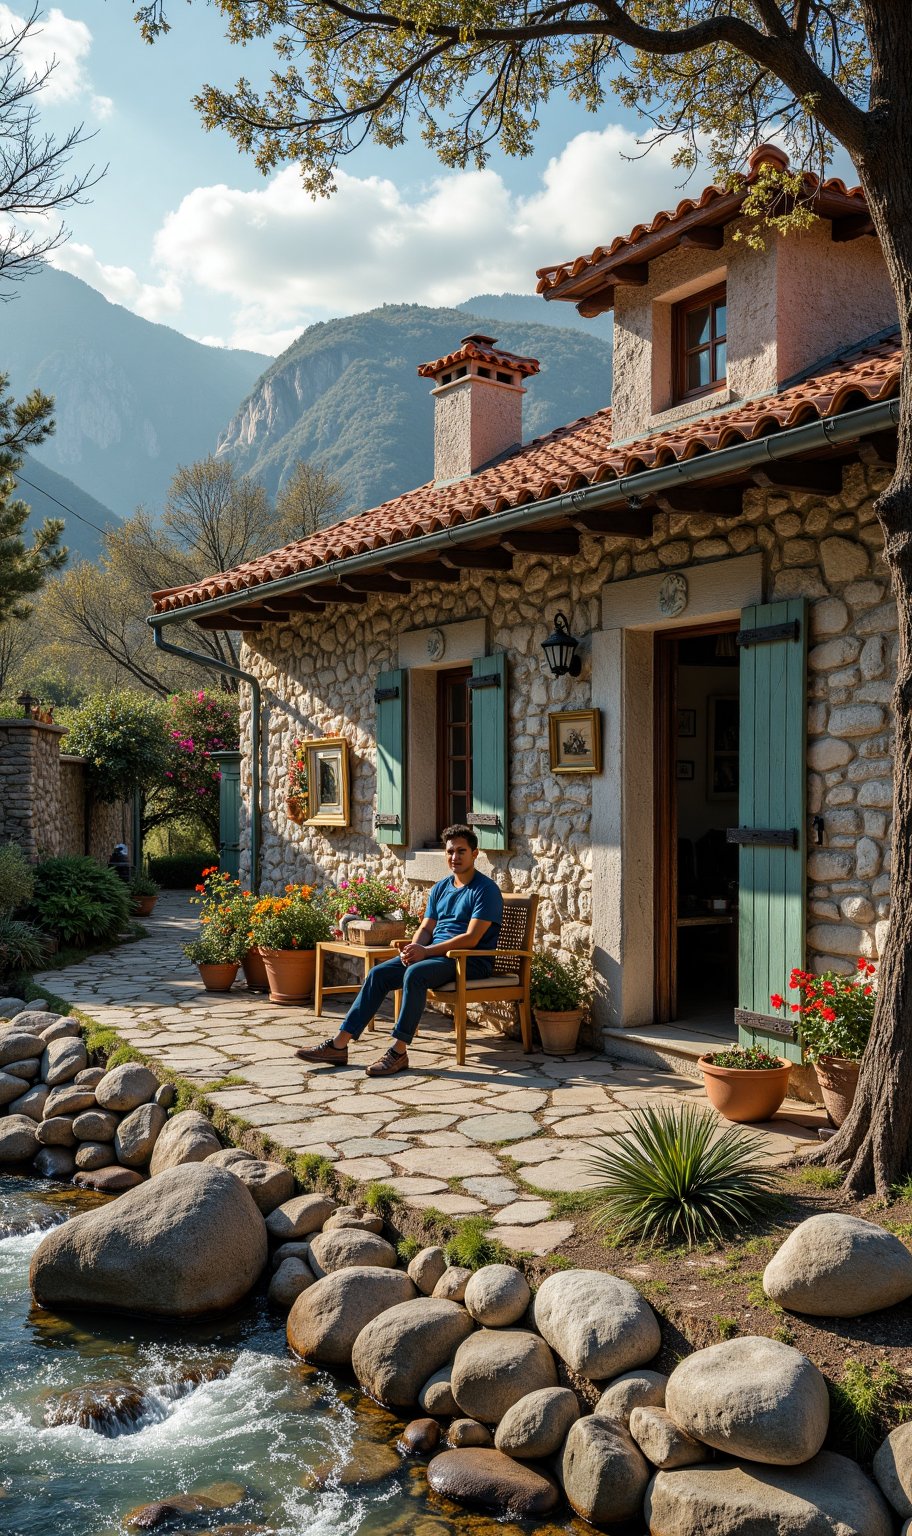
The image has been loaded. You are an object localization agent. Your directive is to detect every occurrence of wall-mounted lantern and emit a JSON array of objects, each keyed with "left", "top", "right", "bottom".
[{"left": 541, "top": 612, "right": 582, "bottom": 678}]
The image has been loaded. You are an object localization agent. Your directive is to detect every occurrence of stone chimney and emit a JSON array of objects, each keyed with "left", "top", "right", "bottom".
[{"left": 418, "top": 334, "right": 540, "bottom": 485}]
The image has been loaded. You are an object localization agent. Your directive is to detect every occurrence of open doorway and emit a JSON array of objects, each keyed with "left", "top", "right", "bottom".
[{"left": 654, "top": 622, "right": 740, "bottom": 1028}]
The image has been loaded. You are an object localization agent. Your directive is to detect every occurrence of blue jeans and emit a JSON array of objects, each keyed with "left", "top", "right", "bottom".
[{"left": 342, "top": 955, "right": 494, "bottom": 1047}]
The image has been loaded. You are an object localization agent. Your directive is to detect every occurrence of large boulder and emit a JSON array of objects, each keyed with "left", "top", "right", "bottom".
[
  {"left": 265, "top": 1193, "right": 336, "bottom": 1241},
  {"left": 533, "top": 1270, "right": 661, "bottom": 1379},
  {"left": 427, "top": 1450, "right": 560, "bottom": 1518},
  {"left": 0, "top": 1069, "right": 31, "bottom": 1105},
  {"left": 560, "top": 1415, "right": 652, "bottom": 1526},
  {"left": 308, "top": 1227, "right": 397, "bottom": 1277},
  {"left": 352, "top": 1297, "right": 475, "bottom": 1408},
  {"left": 464, "top": 1264, "right": 531, "bottom": 1327},
  {"left": 72, "top": 1109, "right": 119, "bottom": 1143},
  {"left": 287, "top": 1267, "right": 417, "bottom": 1368},
  {"left": 644, "top": 1452, "right": 894, "bottom": 1535},
  {"left": 0, "top": 1114, "right": 39, "bottom": 1161},
  {"left": 873, "top": 1423, "right": 912, "bottom": 1517},
  {"left": 763, "top": 1214, "right": 912, "bottom": 1317},
  {"left": 10, "top": 1084, "right": 49, "bottom": 1121},
  {"left": 36, "top": 1116, "right": 76, "bottom": 1147},
  {"left": 629, "top": 1406, "right": 709, "bottom": 1469},
  {"left": 34, "top": 1146, "right": 75, "bottom": 1180},
  {"left": 114, "top": 1104, "right": 168, "bottom": 1169},
  {"left": 148, "top": 1111, "right": 221, "bottom": 1174},
  {"left": 0, "top": 1030, "right": 45, "bottom": 1065},
  {"left": 595, "top": 1369, "right": 668, "bottom": 1426},
  {"left": 94, "top": 1063, "right": 159, "bottom": 1113},
  {"left": 213, "top": 1154, "right": 294, "bottom": 1215},
  {"left": 29, "top": 1163, "right": 267, "bottom": 1317},
  {"left": 40, "top": 1036, "right": 87, "bottom": 1086},
  {"left": 665, "top": 1337, "right": 829, "bottom": 1465},
  {"left": 494, "top": 1387, "right": 580, "bottom": 1459},
  {"left": 450, "top": 1329, "right": 558, "bottom": 1424}
]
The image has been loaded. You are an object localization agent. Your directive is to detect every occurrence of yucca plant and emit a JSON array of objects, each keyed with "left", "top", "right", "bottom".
[{"left": 586, "top": 1102, "right": 779, "bottom": 1248}]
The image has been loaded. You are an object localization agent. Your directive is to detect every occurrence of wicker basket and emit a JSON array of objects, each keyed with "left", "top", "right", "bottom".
[{"left": 344, "top": 918, "right": 407, "bottom": 947}]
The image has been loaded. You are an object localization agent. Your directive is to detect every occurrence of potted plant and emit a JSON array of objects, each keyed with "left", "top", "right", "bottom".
[
  {"left": 286, "top": 740, "right": 308, "bottom": 824},
  {"left": 530, "top": 949, "right": 594, "bottom": 1055},
  {"left": 250, "top": 884, "right": 333, "bottom": 1003},
  {"left": 182, "top": 917, "right": 246, "bottom": 991},
  {"left": 326, "top": 873, "right": 409, "bottom": 946},
  {"left": 698, "top": 1044, "right": 793, "bottom": 1123},
  {"left": 770, "top": 961, "right": 876, "bottom": 1126},
  {"left": 129, "top": 871, "right": 160, "bottom": 917}
]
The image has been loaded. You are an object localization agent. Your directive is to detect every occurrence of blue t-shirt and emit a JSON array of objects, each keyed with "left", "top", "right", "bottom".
[{"left": 425, "top": 871, "right": 503, "bottom": 954}]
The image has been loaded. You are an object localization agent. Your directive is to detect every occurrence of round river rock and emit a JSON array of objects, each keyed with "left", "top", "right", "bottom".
[
  {"left": 352, "top": 1297, "right": 475, "bottom": 1409},
  {"left": 308, "top": 1227, "right": 397, "bottom": 1277},
  {"left": 873, "top": 1422, "right": 912, "bottom": 1518},
  {"left": 644, "top": 1451, "right": 894, "bottom": 1536},
  {"left": 665, "top": 1336, "right": 829, "bottom": 1465},
  {"left": 533, "top": 1269, "right": 661, "bottom": 1379},
  {"left": 450, "top": 1329, "right": 558, "bottom": 1424},
  {"left": 595, "top": 1369, "right": 668, "bottom": 1426},
  {"left": 407, "top": 1246, "right": 448, "bottom": 1295},
  {"left": 73, "top": 1109, "right": 119, "bottom": 1143},
  {"left": 0, "top": 1115, "right": 39, "bottom": 1162},
  {"left": 495, "top": 1387, "right": 580, "bottom": 1459},
  {"left": 95, "top": 1064, "right": 159, "bottom": 1113},
  {"left": 287, "top": 1266, "right": 417, "bottom": 1368},
  {"left": 41, "top": 1036, "right": 87, "bottom": 1087},
  {"left": 115, "top": 1103, "right": 168, "bottom": 1169},
  {"left": 206, "top": 1151, "right": 294, "bottom": 1215},
  {"left": 560, "top": 1415, "right": 652, "bottom": 1526},
  {"left": 427, "top": 1449, "right": 560, "bottom": 1519},
  {"left": 265, "top": 1193, "right": 336, "bottom": 1241},
  {"left": 763, "top": 1213, "right": 912, "bottom": 1317},
  {"left": 464, "top": 1264, "right": 531, "bottom": 1327},
  {"left": 148, "top": 1111, "right": 221, "bottom": 1174}
]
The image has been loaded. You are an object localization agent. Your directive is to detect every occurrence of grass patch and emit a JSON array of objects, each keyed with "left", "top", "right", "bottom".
[
  {"left": 798, "top": 1166, "right": 844, "bottom": 1190},
  {"left": 397, "top": 1236, "right": 421, "bottom": 1263},
  {"left": 772, "top": 1323, "right": 795, "bottom": 1345},
  {"left": 295, "top": 1153, "right": 336, "bottom": 1192},
  {"left": 104, "top": 1044, "right": 145, "bottom": 1069},
  {"left": 548, "top": 1188, "right": 604, "bottom": 1219},
  {"left": 362, "top": 1182, "right": 403, "bottom": 1220},
  {"left": 200, "top": 1075, "right": 247, "bottom": 1093},
  {"left": 883, "top": 1219, "right": 912, "bottom": 1241},
  {"left": 829, "top": 1360, "right": 903, "bottom": 1461},
  {"left": 444, "top": 1215, "right": 508, "bottom": 1270},
  {"left": 713, "top": 1314, "right": 739, "bottom": 1340},
  {"left": 891, "top": 1174, "right": 912, "bottom": 1203}
]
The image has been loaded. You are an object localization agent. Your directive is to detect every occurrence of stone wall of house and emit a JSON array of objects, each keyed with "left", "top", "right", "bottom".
[
  {"left": 0, "top": 724, "right": 133, "bottom": 866},
  {"left": 240, "top": 457, "right": 894, "bottom": 978}
]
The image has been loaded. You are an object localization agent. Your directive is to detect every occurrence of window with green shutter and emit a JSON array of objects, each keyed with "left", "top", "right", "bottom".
[
  {"left": 374, "top": 668, "right": 407, "bottom": 846},
  {"left": 468, "top": 652, "right": 509, "bottom": 852}
]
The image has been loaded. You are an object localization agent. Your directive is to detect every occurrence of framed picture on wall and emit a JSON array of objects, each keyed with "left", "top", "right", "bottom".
[
  {"left": 707, "top": 696, "right": 739, "bottom": 800},
  {"left": 675, "top": 759, "right": 695, "bottom": 781},
  {"left": 548, "top": 709, "right": 602, "bottom": 773},
  {"left": 676, "top": 708, "right": 696, "bottom": 738},
  {"left": 302, "top": 737, "right": 351, "bottom": 826}
]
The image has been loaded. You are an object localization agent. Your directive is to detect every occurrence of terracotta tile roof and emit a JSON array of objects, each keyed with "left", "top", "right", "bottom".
[
  {"left": 417, "top": 333, "right": 541, "bottom": 380},
  {"left": 536, "top": 146, "right": 872, "bottom": 305},
  {"left": 151, "top": 328, "right": 900, "bottom": 616}
]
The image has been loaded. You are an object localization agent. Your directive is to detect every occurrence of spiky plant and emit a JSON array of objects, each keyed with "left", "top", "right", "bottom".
[{"left": 586, "top": 1102, "right": 779, "bottom": 1248}]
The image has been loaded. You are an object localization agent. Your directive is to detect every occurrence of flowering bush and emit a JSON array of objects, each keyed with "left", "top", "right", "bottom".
[
  {"left": 287, "top": 739, "right": 309, "bottom": 817},
  {"left": 770, "top": 960, "right": 877, "bottom": 1063},
  {"left": 152, "top": 691, "right": 239, "bottom": 844},
  {"left": 530, "top": 949, "right": 594, "bottom": 1012},
  {"left": 325, "top": 872, "right": 406, "bottom": 924},
  {"left": 250, "top": 885, "right": 332, "bottom": 952},
  {"left": 704, "top": 1044, "right": 784, "bottom": 1071},
  {"left": 183, "top": 915, "right": 246, "bottom": 966}
]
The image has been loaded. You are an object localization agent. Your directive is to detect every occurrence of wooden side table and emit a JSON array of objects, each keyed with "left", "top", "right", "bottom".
[{"left": 314, "top": 940, "right": 401, "bottom": 1026}]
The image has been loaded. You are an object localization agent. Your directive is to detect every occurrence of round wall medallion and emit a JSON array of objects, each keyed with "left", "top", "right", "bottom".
[
  {"left": 658, "top": 572, "right": 688, "bottom": 618},
  {"left": 427, "top": 627, "right": 446, "bottom": 661}
]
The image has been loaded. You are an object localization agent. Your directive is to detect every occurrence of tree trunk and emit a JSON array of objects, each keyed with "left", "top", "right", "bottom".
[{"left": 806, "top": 5, "right": 912, "bottom": 1194}]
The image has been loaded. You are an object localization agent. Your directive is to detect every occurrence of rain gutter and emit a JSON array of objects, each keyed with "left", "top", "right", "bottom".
[
  {"left": 146, "top": 396, "right": 899, "bottom": 629},
  {"left": 151, "top": 625, "right": 261, "bottom": 891}
]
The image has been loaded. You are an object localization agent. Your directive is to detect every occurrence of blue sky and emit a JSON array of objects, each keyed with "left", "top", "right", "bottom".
[{"left": 7, "top": 3, "right": 857, "bottom": 355}]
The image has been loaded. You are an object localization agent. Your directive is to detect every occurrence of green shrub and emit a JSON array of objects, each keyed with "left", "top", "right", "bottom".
[
  {"left": 183, "top": 924, "right": 247, "bottom": 965},
  {"left": 703, "top": 1044, "right": 785, "bottom": 1070},
  {"left": 0, "top": 842, "right": 34, "bottom": 913},
  {"left": 0, "top": 914, "right": 47, "bottom": 977},
  {"left": 147, "top": 854, "right": 216, "bottom": 888},
  {"left": 129, "top": 872, "right": 159, "bottom": 900},
  {"left": 362, "top": 1181, "right": 402, "bottom": 1219},
  {"left": 62, "top": 691, "right": 168, "bottom": 802},
  {"left": 587, "top": 1102, "right": 780, "bottom": 1248},
  {"left": 30, "top": 856, "right": 131, "bottom": 946},
  {"left": 397, "top": 1236, "right": 421, "bottom": 1263},
  {"left": 444, "top": 1216, "right": 508, "bottom": 1270}
]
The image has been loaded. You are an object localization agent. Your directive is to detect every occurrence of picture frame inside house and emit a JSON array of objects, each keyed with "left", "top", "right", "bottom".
[
  {"left": 676, "top": 759, "right": 695, "bottom": 782},
  {"left": 676, "top": 707, "right": 696, "bottom": 738},
  {"left": 548, "top": 709, "right": 602, "bottom": 774},
  {"left": 707, "top": 695, "right": 739, "bottom": 800},
  {"left": 302, "top": 737, "right": 351, "bottom": 827}
]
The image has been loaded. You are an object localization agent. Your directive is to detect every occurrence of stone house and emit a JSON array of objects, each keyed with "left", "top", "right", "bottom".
[{"left": 150, "top": 145, "right": 900, "bottom": 1068}]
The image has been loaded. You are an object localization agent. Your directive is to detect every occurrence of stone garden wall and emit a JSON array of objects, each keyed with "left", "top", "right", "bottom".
[
  {"left": 240, "top": 458, "right": 894, "bottom": 978},
  {"left": 0, "top": 721, "right": 132, "bottom": 865}
]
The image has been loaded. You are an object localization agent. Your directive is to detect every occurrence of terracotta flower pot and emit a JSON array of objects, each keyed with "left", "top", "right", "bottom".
[
  {"left": 131, "top": 895, "right": 157, "bottom": 917},
  {"left": 815, "top": 1054, "right": 861, "bottom": 1128},
  {"left": 699, "top": 1054, "right": 792, "bottom": 1123},
  {"left": 242, "top": 946, "right": 270, "bottom": 991},
  {"left": 197, "top": 961, "right": 239, "bottom": 992},
  {"left": 534, "top": 1008, "right": 583, "bottom": 1056},
  {"left": 260, "top": 946, "right": 317, "bottom": 1004},
  {"left": 345, "top": 918, "right": 407, "bottom": 947}
]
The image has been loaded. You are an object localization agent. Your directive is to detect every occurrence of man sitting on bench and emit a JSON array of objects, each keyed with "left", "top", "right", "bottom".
[{"left": 297, "top": 823, "right": 503, "bottom": 1077}]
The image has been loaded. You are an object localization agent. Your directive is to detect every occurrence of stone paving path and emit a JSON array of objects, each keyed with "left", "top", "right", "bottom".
[{"left": 34, "top": 893, "right": 827, "bottom": 1254}]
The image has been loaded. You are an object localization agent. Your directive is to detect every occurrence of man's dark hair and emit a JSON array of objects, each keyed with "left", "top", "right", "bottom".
[{"left": 441, "top": 823, "right": 478, "bottom": 851}]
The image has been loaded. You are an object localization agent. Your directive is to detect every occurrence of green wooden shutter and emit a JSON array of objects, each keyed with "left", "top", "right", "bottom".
[
  {"left": 469, "top": 653, "right": 509, "bottom": 852},
  {"left": 736, "top": 600, "right": 807, "bottom": 1063},
  {"left": 375, "top": 668, "right": 407, "bottom": 846}
]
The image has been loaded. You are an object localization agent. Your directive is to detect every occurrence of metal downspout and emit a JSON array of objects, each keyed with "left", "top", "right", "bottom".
[{"left": 151, "top": 624, "right": 262, "bottom": 891}]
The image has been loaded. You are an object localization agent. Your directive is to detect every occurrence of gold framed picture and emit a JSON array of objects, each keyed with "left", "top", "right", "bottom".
[
  {"left": 301, "top": 736, "right": 351, "bottom": 827},
  {"left": 548, "top": 709, "right": 602, "bottom": 774}
]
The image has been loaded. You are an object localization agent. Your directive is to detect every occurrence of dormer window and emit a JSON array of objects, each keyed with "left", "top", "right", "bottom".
[{"left": 674, "top": 285, "right": 727, "bottom": 401}]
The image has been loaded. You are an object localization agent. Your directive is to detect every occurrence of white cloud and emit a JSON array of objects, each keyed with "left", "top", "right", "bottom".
[
  {"left": 0, "top": 3, "right": 111, "bottom": 117},
  {"left": 50, "top": 241, "right": 182, "bottom": 322},
  {"left": 149, "top": 124, "right": 686, "bottom": 348}
]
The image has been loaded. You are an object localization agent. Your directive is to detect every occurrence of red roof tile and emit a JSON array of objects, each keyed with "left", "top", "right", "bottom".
[
  {"left": 417, "top": 333, "right": 541, "bottom": 380},
  {"left": 536, "top": 146, "right": 872, "bottom": 305},
  {"left": 151, "top": 329, "right": 899, "bottom": 616}
]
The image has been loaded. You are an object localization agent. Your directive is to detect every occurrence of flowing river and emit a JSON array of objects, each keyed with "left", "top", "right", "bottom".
[{"left": 0, "top": 1176, "right": 590, "bottom": 1536}]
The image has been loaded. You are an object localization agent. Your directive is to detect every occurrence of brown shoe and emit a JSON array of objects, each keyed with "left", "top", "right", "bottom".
[
  {"left": 296, "top": 1038, "right": 348, "bottom": 1065},
  {"left": 366, "top": 1045, "right": 409, "bottom": 1077}
]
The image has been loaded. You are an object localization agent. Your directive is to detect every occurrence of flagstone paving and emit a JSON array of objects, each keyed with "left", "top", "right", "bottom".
[{"left": 33, "top": 892, "right": 828, "bottom": 1254}]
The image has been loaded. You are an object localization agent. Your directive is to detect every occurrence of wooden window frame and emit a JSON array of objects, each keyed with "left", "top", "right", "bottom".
[
  {"left": 436, "top": 665, "right": 473, "bottom": 835},
  {"left": 673, "top": 283, "right": 727, "bottom": 403}
]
